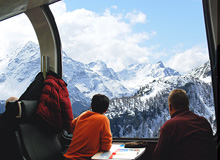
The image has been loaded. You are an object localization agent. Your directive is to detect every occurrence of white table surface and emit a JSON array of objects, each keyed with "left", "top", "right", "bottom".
[{"left": 92, "top": 142, "right": 146, "bottom": 160}]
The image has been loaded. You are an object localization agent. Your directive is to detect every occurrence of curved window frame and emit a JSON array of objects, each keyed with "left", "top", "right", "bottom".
[
  {"left": 25, "top": 5, "right": 62, "bottom": 78},
  {"left": 0, "top": 0, "right": 62, "bottom": 78}
]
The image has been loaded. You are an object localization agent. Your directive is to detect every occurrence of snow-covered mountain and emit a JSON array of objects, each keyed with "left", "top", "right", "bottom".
[
  {"left": 117, "top": 61, "right": 180, "bottom": 90},
  {"left": 62, "top": 54, "right": 134, "bottom": 116},
  {"left": 118, "top": 61, "right": 180, "bottom": 80},
  {"left": 0, "top": 41, "right": 41, "bottom": 100},
  {"left": 186, "top": 61, "right": 211, "bottom": 83},
  {"left": 106, "top": 75, "right": 215, "bottom": 138},
  {"left": 106, "top": 61, "right": 215, "bottom": 137},
  {"left": 0, "top": 42, "right": 216, "bottom": 138}
]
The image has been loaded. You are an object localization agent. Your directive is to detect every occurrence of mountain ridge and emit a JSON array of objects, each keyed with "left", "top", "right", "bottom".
[{"left": 0, "top": 41, "right": 216, "bottom": 137}]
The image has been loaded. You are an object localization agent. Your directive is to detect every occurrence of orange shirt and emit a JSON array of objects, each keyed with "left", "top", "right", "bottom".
[{"left": 64, "top": 111, "right": 112, "bottom": 160}]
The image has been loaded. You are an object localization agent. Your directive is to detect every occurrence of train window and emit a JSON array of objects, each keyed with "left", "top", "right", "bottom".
[
  {"left": 0, "top": 13, "right": 39, "bottom": 113},
  {"left": 48, "top": 0, "right": 217, "bottom": 138}
]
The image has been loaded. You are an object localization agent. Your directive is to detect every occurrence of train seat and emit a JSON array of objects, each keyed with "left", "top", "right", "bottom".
[{"left": 11, "top": 100, "right": 63, "bottom": 160}]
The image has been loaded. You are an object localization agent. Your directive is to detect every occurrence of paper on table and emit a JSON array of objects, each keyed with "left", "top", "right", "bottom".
[{"left": 92, "top": 143, "right": 145, "bottom": 160}]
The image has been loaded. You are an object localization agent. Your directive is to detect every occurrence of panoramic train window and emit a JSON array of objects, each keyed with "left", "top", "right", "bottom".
[
  {"left": 0, "top": 13, "right": 39, "bottom": 113},
  {"left": 51, "top": 0, "right": 216, "bottom": 138}
]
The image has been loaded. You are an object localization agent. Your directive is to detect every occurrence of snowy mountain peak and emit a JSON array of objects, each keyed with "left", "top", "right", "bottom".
[
  {"left": 156, "top": 61, "right": 165, "bottom": 68},
  {"left": 62, "top": 51, "right": 68, "bottom": 57},
  {"left": 117, "top": 61, "right": 180, "bottom": 84},
  {"left": 186, "top": 61, "right": 211, "bottom": 83},
  {"left": 0, "top": 42, "right": 40, "bottom": 99},
  {"left": 24, "top": 41, "right": 38, "bottom": 49},
  {"left": 13, "top": 41, "right": 39, "bottom": 60},
  {"left": 88, "top": 60, "right": 107, "bottom": 71}
]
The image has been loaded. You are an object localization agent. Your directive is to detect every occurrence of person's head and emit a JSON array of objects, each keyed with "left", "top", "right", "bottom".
[
  {"left": 5, "top": 97, "right": 18, "bottom": 107},
  {"left": 168, "top": 89, "right": 189, "bottom": 116},
  {"left": 6, "top": 97, "right": 18, "bottom": 102},
  {"left": 91, "top": 94, "right": 109, "bottom": 114}
]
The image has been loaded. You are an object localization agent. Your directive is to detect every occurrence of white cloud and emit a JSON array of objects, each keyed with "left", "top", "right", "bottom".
[
  {"left": 111, "top": 6, "right": 118, "bottom": 10},
  {"left": 50, "top": 1, "right": 153, "bottom": 71},
  {"left": 0, "top": 1, "right": 208, "bottom": 74},
  {"left": 165, "top": 44, "right": 209, "bottom": 74},
  {"left": 0, "top": 14, "right": 38, "bottom": 59},
  {"left": 125, "top": 10, "right": 147, "bottom": 24}
]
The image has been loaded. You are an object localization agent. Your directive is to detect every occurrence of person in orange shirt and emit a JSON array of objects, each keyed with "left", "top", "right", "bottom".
[{"left": 64, "top": 94, "right": 112, "bottom": 160}]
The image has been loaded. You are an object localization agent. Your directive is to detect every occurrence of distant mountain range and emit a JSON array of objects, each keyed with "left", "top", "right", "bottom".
[
  {"left": 106, "top": 61, "right": 215, "bottom": 137},
  {"left": 0, "top": 42, "right": 216, "bottom": 138}
]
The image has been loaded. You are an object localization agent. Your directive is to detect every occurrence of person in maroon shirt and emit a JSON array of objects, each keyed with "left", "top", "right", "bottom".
[{"left": 153, "top": 89, "right": 216, "bottom": 160}]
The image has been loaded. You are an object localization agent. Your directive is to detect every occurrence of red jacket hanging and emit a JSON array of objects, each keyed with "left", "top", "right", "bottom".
[{"left": 36, "top": 71, "right": 73, "bottom": 133}]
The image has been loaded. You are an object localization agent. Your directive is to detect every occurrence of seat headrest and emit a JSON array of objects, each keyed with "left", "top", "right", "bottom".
[
  {"left": 19, "top": 100, "right": 39, "bottom": 121},
  {"left": 6, "top": 100, "right": 38, "bottom": 122}
]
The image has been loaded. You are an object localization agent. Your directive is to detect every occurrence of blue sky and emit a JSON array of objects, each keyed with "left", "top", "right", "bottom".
[
  {"left": 56, "top": 0, "right": 208, "bottom": 73},
  {"left": 63, "top": 0, "right": 207, "bottom": 49},
  {"left": 0, "top": 0, "right": 209, "bottom": 74}
]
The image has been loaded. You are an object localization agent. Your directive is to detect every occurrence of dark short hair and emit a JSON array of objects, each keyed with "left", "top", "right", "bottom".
[
  {"left": 168, "top": 89, "right": 189, "bottom": 110},
  {"left": 91, "top": 94, "right": 109, "bottom": 114}
]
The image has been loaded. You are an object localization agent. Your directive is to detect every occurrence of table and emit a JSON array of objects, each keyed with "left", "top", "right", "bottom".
[{"left": 92, "top": 142, "right": 146, "bottom": 160}]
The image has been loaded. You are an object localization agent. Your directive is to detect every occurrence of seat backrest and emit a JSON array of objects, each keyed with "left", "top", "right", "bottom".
[{"left": 13, "top": 100, "right": 62, "bottom": 160}]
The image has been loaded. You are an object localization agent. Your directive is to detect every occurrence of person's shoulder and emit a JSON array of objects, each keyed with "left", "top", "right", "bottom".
[
  {"left": 189, "top": 111, "right": 209, "bottom": 122},
  {"left": 194, "top": 113, "right": 211, "bottom": 126},
  {"left": 161, "top": 118, "right": 173, "bottom": 128},
  {"left": 77, "top": 110, "right": 91, "bottom": 119},
  {"left": 80, "top": 110, "right": 89, "bottom": 116},
  {"left": 85, "top": 111, "right": 108, "bottom": 119},
  {"left": 93, "top": 113, "right": 110, "bottom": 123},
  {"left": 95, "top": 112, "right": 108, "bottom": 118},
  {"left": 161, "top": 117, "right": 180, "bottom": 130},
  {"left": 194, "top": 113, "right": 208, "bottom": 120}
]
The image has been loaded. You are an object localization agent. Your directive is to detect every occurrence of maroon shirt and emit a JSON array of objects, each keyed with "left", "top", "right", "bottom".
[{"left": 153, "top": 108, "right": 215, "bottom": 160}]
